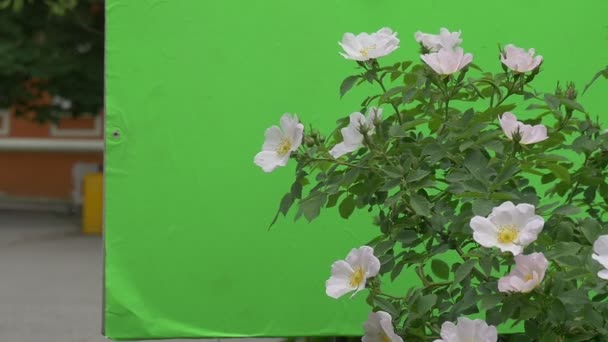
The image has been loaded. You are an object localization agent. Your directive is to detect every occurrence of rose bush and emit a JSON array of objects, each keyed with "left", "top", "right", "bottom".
[{"left": 255, "top": 27, "right": 608, "bottom": 341}]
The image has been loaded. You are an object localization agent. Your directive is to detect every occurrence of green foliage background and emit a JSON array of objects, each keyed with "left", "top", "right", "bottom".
[
  {"left": 105, "top": 0, "right": 608, "bottom": 339},
  {"left": 0, "top": 0, "right": 103, "bottom": 122}
]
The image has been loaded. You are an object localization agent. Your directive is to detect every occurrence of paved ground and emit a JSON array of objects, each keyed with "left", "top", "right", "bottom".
[{"left": 0, "top": 210, "right": 284, "bottom": 342}]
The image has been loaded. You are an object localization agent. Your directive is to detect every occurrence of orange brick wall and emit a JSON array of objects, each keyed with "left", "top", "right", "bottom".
[
  {"left": 0, "top": 152, "right": 102, "bottom": 199},
  {"left": 0, "top": 113, "right": 103, "bottom": 201}
]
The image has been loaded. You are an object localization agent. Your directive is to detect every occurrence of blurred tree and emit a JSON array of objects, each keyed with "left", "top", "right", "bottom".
[{"left": 0, "top": 0, "right": 103, "bottom": 123}]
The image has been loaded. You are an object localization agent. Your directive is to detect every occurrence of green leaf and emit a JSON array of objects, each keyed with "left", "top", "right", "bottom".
[
  {"left": 388, "top": 124, "right": 407, "bottom": 138},
  {"left": 389, "top": 119, "right": 426, "bottom": 137},
  {"left": 572, "top": 136, "right": 598, "bottom": 154},
  {"left": 431, "top": 259, "right": 450, "bottom": 280},
  {"left": 446, "top": 170, "right": 468, "bottom": 183},
  {"left": 494, "top": 163, "right": 519, "bottom": 185},
  {"left": 518, "top": 302, "right": 540, "bottom": 320},
  {"left": 373, "top": 297, "right": 399, "bottom": 317},
  {"left": 553, "top": 204, "right": 580, "bottom": 216},
  {"left": 472, "top": 199, "right": 495, "bottom": 216},
  {"left": 486, "top": 307, "right": 501, "bottom": 326},
  {"left": 540, "top": 331, "right": 559, "bottom": 342},
  {"left": 380, "top": 178, "right": 401, "bottom": 191},
  {"left": 459, "top": 140, "right": 475, "bottom": 152},
  {"left": 269, "top": 193, "right": 294, "bottom": 228},
  {"left": 500, "top": 297, "right": 518, "bottom": 321},
  {"left": 463, "top": 149, "right": 491, "bottom": 183},
  {"left": 342, "top": 168, "right": 360, "bottom": 186},
  {"left": 452, "top": 259, "right": 477, "bottom": 288},
  {"left": 401, "top": 118, "right": 427, "bottom": 130},
  {"left": 375, "top": 240, "right": 395, "bottom": 255},
  {"left": 297, "top": 192, "right": 327, "bottom": 222},
  {"left": 479, "top": 255, "right": 493, "bottom": 276},
  {"left": 546, "top": 241, "right": 581, "bottom": 259},
  {"left": 556, "top": 255, "right": 582, "bottom": 267},
  {"left": 406, "top": 169, "right": 430, "bottom": 183},
  {"left": 383, "top": 166, "right": 404, "bottom": 178},
  {"left": 390, "top": 71, "right": 401, "bottom": 81},
  {"left": 544, "top": 163, "right": 571, "bottom": 183},
  {"left": 558, "top": 289, "right": 589, "bottom": 306},
  {"left": 583, "top": 65, "right": 608, "bottom": 94},
  {"left": 326, "top": 191, "right": 343, "bottom": 208},
  {"left": 567, "top": 333, "right": 601, "bottom": 342},
  {"left": 380, "top": 86, "right": 404, "bottom": 103},
  {"left": 544, "top": 93, "right": 561, "bottom": 112},
  {"left": 402, "top": 87, "right": 417, "bottom": 104},
  {"left": 480, "top": 294, "right": 502, "bottom": 311},
  {"left": 580, "top": 218, "right": 602, "bottom": 244},
  {"left": 396, "top": 229, "right": 418, "bottom": 245},
  {"left": 453, "top": 287, "right": 478, "bottom": 312},
  {"left": 546, "top": 300, "right": 566, "bottom": 324},
  {"left": 409, "top": 193, "right": 431, "bottom": 217},
  {"left": 338, "top": 195, "right": 355, "bottom": 219},
  {"left": 583, "top": 304, "right": 603, "bottom": 328},
  {"left": 414, "top": 294, "right": 437, "bottom": 315},
  {"left": 340, "top": 75, "right": 360, "bottom": 98}
]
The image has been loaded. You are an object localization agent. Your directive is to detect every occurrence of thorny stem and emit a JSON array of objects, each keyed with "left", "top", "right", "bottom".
[
  {"left": 493, "top": 73, "right": 522, "bottom": 108},
  {"left": 437, "top": 77, "right": 453, "bottom": 136},
  {"left": 362, "top": 62, "right": 404, "bottom": 125},
  {"left": 377, "top": 292, "right": 403, "bottom": 300},
  {"left": 453, "top": 242, "right": 489, "bottom": 281},
  {"left": 416, "top": 265, "right": 431, "bottom": 286},
  {"left": 305, "top": 157, "right": 369, "bottom": 169}
]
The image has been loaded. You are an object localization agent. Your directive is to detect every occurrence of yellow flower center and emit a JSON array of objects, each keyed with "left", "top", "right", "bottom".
[
  {"left": 276, "top": 139, "right": 292, "bottom": 156},
  {"left": 360, "top": 45, "right": 376, "bottom": 57},
  {"left": 380, "top": 332, "right": 391, "bottom": 342},
  {"left": 349, "top": 267, "right": 365, "bottom": 287},
  {"left": 524, "top": 274, "right": 534, "bottom": 282},
  {"left": 497, "top": 225, "right": 518, "bottom": 244}
]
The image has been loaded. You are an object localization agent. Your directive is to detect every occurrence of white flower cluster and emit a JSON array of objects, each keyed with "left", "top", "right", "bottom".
[
  {"left": 416, "top": 28, "right": 472, "bottom": 76},
  {"left": 470, "top": 201, "right": 549, "bottom": 294},
  {"left": 254, "top": 27, "right": 549, "bottom": 173}
]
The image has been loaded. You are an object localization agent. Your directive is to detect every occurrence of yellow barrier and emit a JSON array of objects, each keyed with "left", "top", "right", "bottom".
[{"left": 82, "top": 172, "right": 103, "bottom": 234}]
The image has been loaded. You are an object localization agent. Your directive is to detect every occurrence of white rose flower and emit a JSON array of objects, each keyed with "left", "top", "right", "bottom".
[
  {"left": 339, "top": 27, "right": 400, "bottom": 61},
  {"left": 362, "top": 311, "right": 403, "bottom": 342},
  {"left": 469, "top": 201, "right": 544, "bottom": 256},
  {"left": 254, "top": 113, "right": 304, "bottom": 173},
  {"left": 501, "top": 44, "right": 543, "bottom": 73},
  {"left": 329, "top": 108, "right": 382, "bottom": 158},
  {"left": 498, "top": 252, "right": 549, "bottom": 293},
  {"left": 420, "top": 47, "right": 473, "bottom": 76},
  {"left": 592, "top": 235, "right": 608, "bottom": 280},
  {"left": 325, "top": 246, "right": 380, "bottom": 299},
  {"left": 434, "top": 317, "right": 497, "bottom": 342},
  {"left": 499, "top": 112, "right": 548, "bottom": 145},
  {"left": 414, "top": 28, "right": 462, "bottom": 52}
]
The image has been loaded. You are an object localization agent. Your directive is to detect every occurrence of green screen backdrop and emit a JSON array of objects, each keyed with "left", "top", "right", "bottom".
[{"left": 105, "top": 0, "right": 608, "bottom": 339}]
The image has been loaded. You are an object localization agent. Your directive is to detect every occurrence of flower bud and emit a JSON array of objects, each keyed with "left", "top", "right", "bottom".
[
  {"left": 372, "top": 115, "right": 383, "bottom": 126},
  {"left": 357, "top": 123, "right": 370, "bottom": 136},
  {"left": 554, "top": 82, "right": 563, "bottom": 97},
  {"left": 304, "top": 136, "right": 315, "bottom": 147},
  {"left": 565, "top": 82, "right": 577, "bottom": 101}
]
